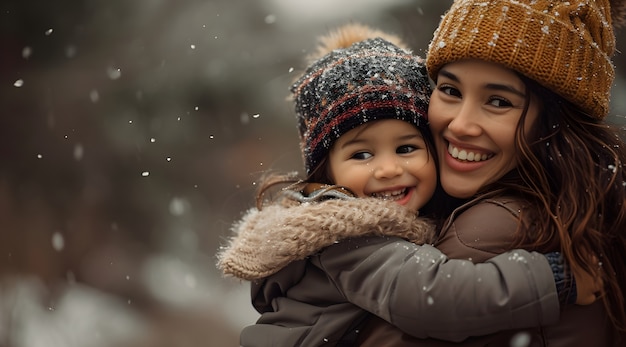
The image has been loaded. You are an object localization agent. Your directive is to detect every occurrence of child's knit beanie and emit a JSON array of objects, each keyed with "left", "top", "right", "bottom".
[
  {"left": 291, "top": 23, "right": 431, "bottom": 175},
  {"left": 427, "top": 0, "right": 626, "bottom": 119}
]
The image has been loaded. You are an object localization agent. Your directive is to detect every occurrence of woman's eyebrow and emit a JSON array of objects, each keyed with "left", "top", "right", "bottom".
[
  {"left": 438, "top": 69, "right": 459, "bottom": 82},
  {"left": 484, "top": 83, "right": 526, "bottom": 98},
  {"left": 439, "top": 68, "right": 526, "bottom": 98}
]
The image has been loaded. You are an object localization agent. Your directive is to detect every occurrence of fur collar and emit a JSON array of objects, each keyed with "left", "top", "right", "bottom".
[{"left": 217, "top": 196, "right": 435, "bottom": 281}]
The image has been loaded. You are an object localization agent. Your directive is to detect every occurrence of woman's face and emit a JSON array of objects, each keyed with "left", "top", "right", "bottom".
[
  {"left": 328, "top": 119, "right": 437, "bottom": 213},
  {"left": 428, "top": 59, "right": 540, "bottom": 199}
]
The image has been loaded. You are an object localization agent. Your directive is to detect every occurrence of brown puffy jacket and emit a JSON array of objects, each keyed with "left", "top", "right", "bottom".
[
  {"left": 357, "top": 196, "right": 616, "bottom": 347},
  {"left": 218, "top": 190, "right": 560, "bottom": 346}
]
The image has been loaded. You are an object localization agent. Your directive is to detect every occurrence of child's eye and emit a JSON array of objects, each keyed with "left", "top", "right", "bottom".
[
  {"left": 397, "top": 145, "right": 418, "bottom": 154},
  {"left": 351, "top": 151, "right": 373, "bottom": 160},
  {"left": 438, "top": 85, "right": 461, "bottom": 97},
  {"left": 487, "top": 97, "right": 513, "bottom": 107}
]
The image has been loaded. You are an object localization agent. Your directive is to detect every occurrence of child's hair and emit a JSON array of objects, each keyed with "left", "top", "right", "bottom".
[{"left": 255, "top": 23, "right": 435, "bottom": 209}]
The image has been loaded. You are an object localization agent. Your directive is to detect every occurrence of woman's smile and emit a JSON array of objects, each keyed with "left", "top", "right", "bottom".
[{"left": 428, "top": 59, "right": 540, "bottom": 198}]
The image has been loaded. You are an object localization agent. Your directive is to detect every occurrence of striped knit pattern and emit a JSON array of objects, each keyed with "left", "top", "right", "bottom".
[
  {"left": 427, "top": 0, "right": 617, "bottom": 118},
  {"left": 292, "top": 37, "right": 431, "bottom": 175}
]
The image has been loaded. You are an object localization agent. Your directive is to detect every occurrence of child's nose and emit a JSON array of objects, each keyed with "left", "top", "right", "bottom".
[{"left": 373, "top": 156, "right": 403, "bottom": 179}]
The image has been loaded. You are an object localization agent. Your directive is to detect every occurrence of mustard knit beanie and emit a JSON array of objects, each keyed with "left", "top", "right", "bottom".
[
  {"left": 292, "top": 24, "right": 431, "bottom": 175},
  {"left": 427, "top": 0, "right": 625, "bottom": 119}
]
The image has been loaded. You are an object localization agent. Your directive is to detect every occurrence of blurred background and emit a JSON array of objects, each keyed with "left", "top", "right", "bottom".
[{"left": 1, "top": 0, "right": 625, "bottom": 346}]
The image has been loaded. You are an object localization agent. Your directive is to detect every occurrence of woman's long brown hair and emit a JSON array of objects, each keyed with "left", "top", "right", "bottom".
[{"left": 503, "top": 77, "right": 626, "bottom": 337}]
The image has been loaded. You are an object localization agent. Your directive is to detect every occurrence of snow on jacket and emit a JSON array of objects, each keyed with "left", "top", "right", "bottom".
[
  {"left": 217, "top": 189, "right": 560, "bottom": 346},
  {"left": 357, "top": 194, "right": 615, "bottom": 347},
  {"left": 218, "top": 187, "right": 435, "bottom": 281}
]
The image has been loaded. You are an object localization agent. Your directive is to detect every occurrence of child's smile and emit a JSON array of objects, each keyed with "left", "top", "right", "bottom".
[{"left": 328, "top": 119, "right": 437, "bottom": 213}]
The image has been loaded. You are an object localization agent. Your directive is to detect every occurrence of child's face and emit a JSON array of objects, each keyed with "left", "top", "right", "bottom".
[
  {"left": 328, "top": 119, "right": 437, "bottom": 213},
  {"left": 428, "top": 59, "right": 540, "bottom": 199}
]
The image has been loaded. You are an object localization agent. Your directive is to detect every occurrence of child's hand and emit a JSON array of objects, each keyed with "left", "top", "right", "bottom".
[{"left": 574, "top": 257, "right": 603, "bottom": 305}]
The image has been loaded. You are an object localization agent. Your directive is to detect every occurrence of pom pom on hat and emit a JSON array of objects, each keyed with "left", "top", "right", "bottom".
[
  {"left": 307, "top": 22, "right": 410, "bottom": 62},
  {"left": 292, "top": 23, "right": 432, "bottom": 175},
  {"left": 427, "top": 0, "right": 621, "bottom": 118}
]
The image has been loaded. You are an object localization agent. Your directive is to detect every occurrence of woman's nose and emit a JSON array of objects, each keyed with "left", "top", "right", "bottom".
[{"left": 447, "top": 102, "right": 482, "bottom": 136}]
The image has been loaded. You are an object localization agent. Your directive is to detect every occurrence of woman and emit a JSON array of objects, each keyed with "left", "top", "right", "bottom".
[{"left": 352, "top": 0, "right": 626, "bottom": 345}]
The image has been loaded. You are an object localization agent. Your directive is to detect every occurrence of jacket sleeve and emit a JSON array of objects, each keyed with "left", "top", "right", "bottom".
[{"left": 314, "top": 236, "right": 560, "bottom": 342}]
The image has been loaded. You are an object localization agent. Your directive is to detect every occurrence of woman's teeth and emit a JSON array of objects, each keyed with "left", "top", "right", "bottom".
[
  {"left": 448, "top": 143, "right": 491, "bottom": 162},
  {"left": 371, "top": 188, "right": 407, "bottom": 201}
]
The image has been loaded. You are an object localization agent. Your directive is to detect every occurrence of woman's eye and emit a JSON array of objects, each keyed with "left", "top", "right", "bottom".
[
  {"left": 351, "top": 151, "right": 372, "bottom": 160},
  {"left": 438, "top": 85, "right": 461, "bottom": 97},
  {"left": 487, "top": 97, "right": 513, "bottom": 107},
  {"left": 397, "top": 145, "right": 417, "bottom": 154}
]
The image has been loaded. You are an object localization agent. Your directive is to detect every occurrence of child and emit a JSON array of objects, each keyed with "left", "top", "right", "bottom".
[
  {"left": 220, "top": 23, "right": 438, "bottom": 281},
  {"left": 218, "top": 24, "right": 572, "bottom": 346}
]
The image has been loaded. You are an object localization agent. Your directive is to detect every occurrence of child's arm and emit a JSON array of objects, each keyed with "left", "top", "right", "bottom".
[
  {"left": 219, "top": 195, "right": 563, "bottom": 342},
  {"left": 217, "top": 196, "right": 434, "bottom": 280},
  {"left": 314, "top": 236, "right": 559, "bottom": 342}
]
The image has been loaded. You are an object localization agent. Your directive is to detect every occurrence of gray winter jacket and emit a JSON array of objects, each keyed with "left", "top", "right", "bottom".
[
  {"left": 217, "top": 189, "right": 560, "bottom": 346},
  {"left": 356, "top": 195, "right": 615, "bottom": 347}
]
